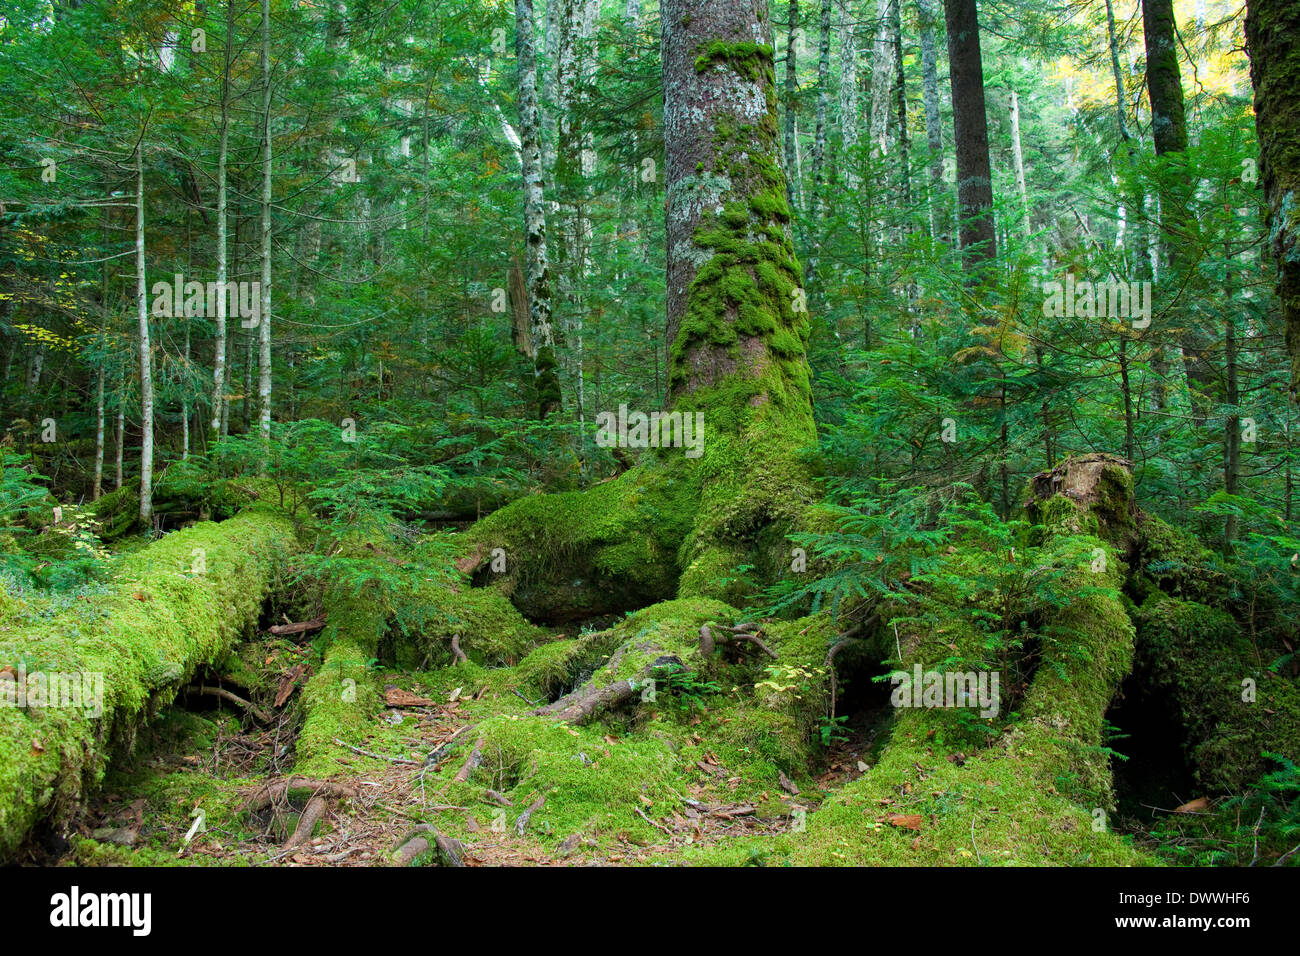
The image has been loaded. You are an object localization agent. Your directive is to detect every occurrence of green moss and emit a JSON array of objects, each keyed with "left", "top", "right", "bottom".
[
  {"left": 693, "top": 40, "right": 774, "bottom": 83},
  {"left": 0, "top": 508, "right": 298, "bottom": 859},
  {"left": 1134, "top": 593, "right": 1300, "bottom": 790},
  {"left": 292, "top": 586, "right": 387, "bottom": 777}
]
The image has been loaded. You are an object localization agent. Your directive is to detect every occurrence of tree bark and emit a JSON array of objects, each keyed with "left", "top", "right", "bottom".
[
  {"left": 257, "top": 0, "right": 273, "bottom": 441},
  {"left": 1143, "top": 0, "right": 1211, "bottom": 409},
  {"left": 135, "top": 143, "right": 154, "bottom": 526},
  {"left": 783, "top": 0, "right": 800, "bottom": 213},
  {"left": 943, "top": 0, "right": 997, "bottom": 278},
  {"left": 516, "top": 0, "right": 561, "bottom": 419},
  {"left": 210, "top": 0, "right": 234, "bottom": 446},
  {"left": 916, "top": 0, "right": 944, "bottom": 240},
  {"left": 810, "top": 0, "right": 832, "bottom": 220},
  {"left": 838, "top": 1, "right": 859, "bottom": 187},
  {"left": 1245, "top": 0, "right": 1300, "bottom": 393}
]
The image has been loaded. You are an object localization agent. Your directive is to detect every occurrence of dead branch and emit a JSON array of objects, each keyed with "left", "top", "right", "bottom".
[
  {"left": 186, "top": 684, "right": 270, "bottom": 724},
  {"left": 332, "top": 737, "right": 418, "bottom": 765},
  {"left": 268, "top": 614, "right": 327, "bottom": 637},
  {"left": 515, "top": 794, "right": 546, "bottom": 836}
]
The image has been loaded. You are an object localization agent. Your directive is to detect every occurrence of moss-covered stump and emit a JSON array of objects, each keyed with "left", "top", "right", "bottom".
[
  {"left": 1134, "top": 593, "right": 1300, "bottom": 791},
  {"left": 0, "top": 508, "right": 299, "bottom": 858}
]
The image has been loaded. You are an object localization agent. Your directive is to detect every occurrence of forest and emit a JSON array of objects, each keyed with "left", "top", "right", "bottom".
[{"left": 0, "top": 0, "right": 1297, "bottom": 871}]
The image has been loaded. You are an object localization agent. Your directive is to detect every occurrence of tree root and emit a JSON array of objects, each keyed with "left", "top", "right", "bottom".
[
  {"left": 241, "top": 777, "right": 357, "bottom": 813},
  {"left": 393, "top": 824, "right": 464, "bottom": 866},
  {"left": 699, "top": 623, "right": 777, "bottom": 660},
  {"left": 281, "top": 794, "right": 328, "bottom": 853}
]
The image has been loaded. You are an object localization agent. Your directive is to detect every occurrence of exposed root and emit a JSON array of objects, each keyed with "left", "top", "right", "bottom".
[
  {"left": 241, "top": 777, "right": 357, "bottom": 813},
  {"left": 281, "top": 794, "right": 328, "bottom": 852}
]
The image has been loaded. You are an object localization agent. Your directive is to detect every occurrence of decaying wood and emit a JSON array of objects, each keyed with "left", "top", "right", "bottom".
[
  {"left": 529, "top": 655, "right": 683, "bottom": 725},
  {"left": 450, "top": 634, "right": 467, "bottom": 664},
  {"left": 186, "top": 684, "right": 270, "bottom": 724},
  {"left": 268, "top": 614, "right": 327, "bottom": 637},
  {"left": 332, "top": 737, "right": 419, "bottom": 765}
]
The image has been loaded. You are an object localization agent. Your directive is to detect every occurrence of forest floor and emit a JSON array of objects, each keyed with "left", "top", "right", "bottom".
[{"left": 41, "top": 666, "right": 887, "bottom": 867}]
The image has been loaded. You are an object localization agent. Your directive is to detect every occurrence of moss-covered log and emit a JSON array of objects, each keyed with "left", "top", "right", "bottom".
[{"left": 0, "top": 508, "right": 299, "bottom": 858}]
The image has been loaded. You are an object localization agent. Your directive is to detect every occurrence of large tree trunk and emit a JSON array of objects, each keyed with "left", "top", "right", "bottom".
[
  {"left": 1245, "top": 0, "right": 1300, "bottom": 393},
  {"left": 943, "top": 0, "right": 997, "bottom": 277},
  {"left": 1142, "top": 0, "right": 1212, "bottom": 410}
]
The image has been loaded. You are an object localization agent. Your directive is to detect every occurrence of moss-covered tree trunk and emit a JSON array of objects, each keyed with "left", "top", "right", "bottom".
[
  {"left": 662, "top": 0, "right": 816, "bottom": 599},
  {"left": 1246, "top": 0, "right": 1300, "bottom": 393},
  {"left": 457, "top": 0, "right": 816, "bottom": 617}
]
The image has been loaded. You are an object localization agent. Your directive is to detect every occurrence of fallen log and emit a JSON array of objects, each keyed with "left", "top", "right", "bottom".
[{"left": 0, "top": 509, "right": 299, "bottom": 860}]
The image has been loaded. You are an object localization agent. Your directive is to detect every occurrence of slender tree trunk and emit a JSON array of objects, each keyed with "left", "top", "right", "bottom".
[
  {"left": 1009, "top": 90, "right": 1030, "bottom": 239},
  {"left": 135, "top": 143, "right": 154, "bottom": 525},
  {"left": 210, "top": 0, "right": 233, "bottom": 446},
  {"left": 1245, "top": 0, "right": 1300, "bottom": 392},
  {"left": 838, "top": 2, "right": 859, "bottom": 187},
  {"left": 917, "top": 0, "right": 945, "bottom": 240},
  {"left": 516, "top": 0, "right": 560, "bottom": 418},
  {"left": 257, "top": 0, "right": 273, "bottom": 441},
  {"left": 890, "top": 0, "right": 910, "bottom": 205},
  {"left": 810, "top": 0, "right": 832, "bottom": 221},
  {"left": 1104, "top": 0, "right": 1130, "bottom": 144},
  {"left": 93, "top": 366, "right": 105, "bottom": 500},
  {"left": 867, "top": 0, "right": 894, "bottom": 157},
  {"left": 1143, "top": 0, "right": 1211, "bottom": 410},
  {"left": 943, "top": 0, "right": 997, "bottom": 278},
  {"left": 783, "top": 0, "right": 800, "bottom": 213},
  {"left": 114, "top": 383, "right": 125, "bottom": 491}
]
